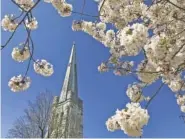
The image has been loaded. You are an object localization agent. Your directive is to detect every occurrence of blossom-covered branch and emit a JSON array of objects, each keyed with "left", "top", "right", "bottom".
[
  {"left": 71, "top": 0, "right": 185, "bottom": 136},
  {"left": 2, "top": 0, "right": 54, "bottom": 92}
]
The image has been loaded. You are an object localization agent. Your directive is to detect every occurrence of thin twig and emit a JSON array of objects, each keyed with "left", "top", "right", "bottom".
[
  {"left": 81, "top": 0, "right": 86, "bottom": 15},
  {"left": 1, "top": 26, "right": 19, "bottom": 50},
  {"left": 171, "top": 29, "right": 185, "bottom": 39},
  {"left": 1, "top": 0, "right": 41, "bottom": 50},
  {"left": 12, "top": 11, "right": 25, "bottom": 20},
  {"left": 28, "top": 30, "right": 37, "bottom": 63},
  {"left": 167, "top": 0, "right": 185, "bottom": 11},
  {"left": 142, "top": 48, "right": 148, "bottom": 59},
  {"left": 145, "top": 83, "right": 164, "bottom": 108},
  {"left": 108, "top": 66, "right": 160, "bottom": 74},
  {"left": 72, "top": 11, "right": 98, "bottom": 18},
  {"left": 179, "top": 115, "right": 185, "bottom": 124},
  {"left": 174, "top": 16, "right": 185, "bottom": 23},
  {"left": 99, "top": 0, "right": 106, "bottom": 15},
  {"left": 11, "top": 0, "right": 27, "bottom": 12},
  {"left": 23, "top": 22, "right": 32, "bottom": 78},
  {"left": 176, "top": 81, "right": 185, "bottom": 96},
  {"left": 171, "top": 43, "right": 185, "bottom": 59}
]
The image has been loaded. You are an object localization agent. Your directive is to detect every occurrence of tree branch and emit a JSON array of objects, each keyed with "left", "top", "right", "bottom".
[
  {"left": 1, "top": 0, "right": 41, "bottom": 50},
  {"left": 172, "top": 43, "right": 185, "bottom": 59},
  {"left": 145, "top": 83, "right": 164, "bottom": 108},
  {"left": 167, "top": 0, "right": 185, "bottom": 11}
]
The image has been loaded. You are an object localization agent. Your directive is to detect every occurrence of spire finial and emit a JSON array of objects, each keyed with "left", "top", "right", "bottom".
[{"left": 59, "top": 43, "right": 78, "bottom": 102}]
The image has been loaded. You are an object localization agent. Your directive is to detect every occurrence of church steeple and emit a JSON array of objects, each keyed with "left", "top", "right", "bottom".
[
  {"left": 49, "top": 42, "right": 83, "bottom": 138},
  {"left": 59, "top": 42, "right": 78, "bottom": 102}
]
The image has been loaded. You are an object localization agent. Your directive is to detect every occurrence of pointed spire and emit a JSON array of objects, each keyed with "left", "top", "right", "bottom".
[{"left": 59, "top": 43, "right": 78, "bottom": 102}]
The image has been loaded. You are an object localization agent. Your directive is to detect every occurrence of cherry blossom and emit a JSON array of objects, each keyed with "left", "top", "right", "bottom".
[
  {"left": 49, "top": 0, "right": 73, "bottom": 17},
  {"left": 181, "top": 105, "right": 185, "bottom": 113},
  {"left": 177, "top": 95, "right": 185, "bottom": 106},
  {"left": 11, "top": 46, "right": 30, "bottom": 62},
  {"left": 98, "top": 62, "right": 108, "bottom": 72},
  {"left": 118, "top": 23, "right": 149, "bottom": 56},
  {"left": 8, "top": 75, "right": 31, "bottom": 92},
  {"left": 106, "top": 115, "right": 120, "bottom": 132},
  {"left": 34, "top": 59, "right": 54, "bottom": 76},
  {"left": 106, "top": 103, "right": 149, "bottom": 137},
  {"left": 15, "top": 0, "right": 34, "bottom": 11},
  {"left": 126, "top": 83, "right": 144, "bottom": 102},
  {"left": 1, "top": 15, "right": 18, "bottom": 32},
  {"left": 25, "top": 17, "right": 38, "bottom": 30}
]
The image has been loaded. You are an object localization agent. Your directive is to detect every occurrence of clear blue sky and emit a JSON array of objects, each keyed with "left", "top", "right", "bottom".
[{"left": 1, "top": 0, "right": 185, "bottom": 138}]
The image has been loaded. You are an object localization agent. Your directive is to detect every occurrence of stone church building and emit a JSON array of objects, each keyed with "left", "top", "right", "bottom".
[{"left": 47, "top": 43, "right": 83, "bottom": 138}]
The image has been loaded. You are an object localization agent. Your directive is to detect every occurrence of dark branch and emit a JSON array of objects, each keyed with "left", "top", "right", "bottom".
[
  {"left": 145, "top": 83, "right": 164, "bottom": 108},
  {"left": 1, "top": 0, "right": 41, "bottom": 50},
  {"left": 167, "top": 0, "right": 185, "bottom": 12}
]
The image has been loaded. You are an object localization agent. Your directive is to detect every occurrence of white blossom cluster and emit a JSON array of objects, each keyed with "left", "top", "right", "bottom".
[
  {"left": 137, "top": 60, "right": 159, "bottom": 84},
  {"left": 1, "top": 15, "right": 18, "bottom": 32},
  {"left": 97, "top": 58, "right": 134, "bottom": 75},
  {"left": 113, "top": 61, "right": 134, "bottom": 76},
  {"left": 126, "top": 83, "right": 151, "bottom": 102},
  {"left": 72, "top": 0, "right": 185, "bottom": 136},
  {"left": 72, "top": 21, "right": 106, "bottom": 43},
  {"left": 144, "top": 34, "right": 185, "bottom": 91},
  {"left": 162, "top": 74, "right": 185, "bottom": 92},
  {"left": 99, "top": 0, "right": 147, "bottom": 29},
  {"left": 11, "top": 46, "right": 30, "bottom": 62},
  {"left": 176, "top": 95, "right": 185, "bottom": 113},
  {"left": 126, "top": 83, "right": 144, "bottom": 102},
  {"left": 25, "top": 17, "right": 38, "bottom": 30},
  {"left": 119, "top": 23, "right": 148, "bottom": 56},
  {"left": 44, "top": 0, "right": 72, "bottom": 17},
  {"left": 8, "top": 75, "right": 31, "bottom": 92},
  {"left": 34, "top": 59, "right": 54, "bottom": 76},
  {"left": 15, "top": 0, "right": 34, "bottom": 11},
  {"left": 98, "top": 62, "right": 108, "bottom": 72},
  {"left": 106, "top": 103, "right": 149, "bottom": 137},
  {"left": 72, "top": 21, "right": 149, "bottom": 58},
  {"left": 72, "top": 0, "right": 185, "bottom": 90}
]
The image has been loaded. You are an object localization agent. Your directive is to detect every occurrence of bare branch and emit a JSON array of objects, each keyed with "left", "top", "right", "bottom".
[
  {"left": 145, "top": 83, "right": 164, "bottom": 108},
  {"left": 72, "top": 11, "right": 98, "bottom": 18},
  {"left": 1, "top": 0, "right": 41, "bottom": 50},
  {"left": 172, "top": 43, "right": 185, "bottom": 59},
  {"left": 81, "top": 0, "right": 86, "bottom": 15},
  {"left": 7, "top": 91, "right": 53, "bottom": 138}
]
